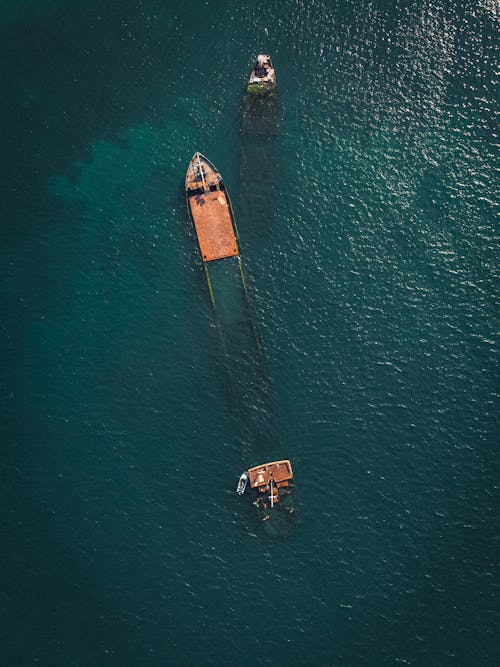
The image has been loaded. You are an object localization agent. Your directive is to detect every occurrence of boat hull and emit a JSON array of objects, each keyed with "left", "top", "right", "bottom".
[
  {"left": 185, "top": 153, "right": 239, "bottom": 263},
  {"left": 247, "top": 54, "right": 277, "bottom": 96},
  {"left": 236, "top": 471, "right": 249, "bottom": 495}
]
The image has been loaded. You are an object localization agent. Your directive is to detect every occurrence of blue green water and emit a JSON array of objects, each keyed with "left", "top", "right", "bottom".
[{"left": 1, "top": 1, "right": 498, "bottom": 665}]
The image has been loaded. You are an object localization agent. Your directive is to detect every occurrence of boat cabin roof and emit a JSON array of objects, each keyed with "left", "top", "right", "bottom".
[{"left": 247, "top": 460, "right": 293, "bottom": 488}]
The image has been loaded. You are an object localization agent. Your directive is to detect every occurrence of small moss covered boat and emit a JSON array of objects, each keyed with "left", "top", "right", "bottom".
[{"left": 247, "top": 54, "right": 276, "bottom": 95}]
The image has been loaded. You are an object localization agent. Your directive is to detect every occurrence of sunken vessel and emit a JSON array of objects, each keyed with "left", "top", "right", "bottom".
[{"left": 237, "top": 459, "right": 296, "bottom": 536}]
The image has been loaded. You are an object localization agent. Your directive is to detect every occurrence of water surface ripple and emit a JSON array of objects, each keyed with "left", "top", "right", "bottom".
[{"left": 1, "top": 1, "right": 498, "bottom": 665}]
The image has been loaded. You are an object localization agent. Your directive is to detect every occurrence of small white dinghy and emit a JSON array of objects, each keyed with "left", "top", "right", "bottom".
[{"left": 236, "top": 471, "right": 249, "bottom": 495}]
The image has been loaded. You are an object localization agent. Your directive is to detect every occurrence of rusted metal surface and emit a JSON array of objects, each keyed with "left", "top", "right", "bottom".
[{"left": 247, "top": 460, "right": 294, "bottom": 488}]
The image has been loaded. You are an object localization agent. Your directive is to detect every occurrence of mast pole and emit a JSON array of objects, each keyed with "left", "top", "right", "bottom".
[{"left": 197, "top": 153, "right": 207, "bottom": 192}]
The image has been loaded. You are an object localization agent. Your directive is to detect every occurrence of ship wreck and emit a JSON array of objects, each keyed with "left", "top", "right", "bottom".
[
  {"left": 237, "top": 459, "right": 296, "bottom": 536},
  {"left": 243, "top": 54, "right": 280, "bottom": 135},
  {"left": 185, "top": 152, "right": 239, "bottom": 264}
]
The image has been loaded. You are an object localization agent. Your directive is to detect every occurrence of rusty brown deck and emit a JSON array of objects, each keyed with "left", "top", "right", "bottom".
[
  {"left": 247, "top": 460, "right": 294, "bottom": 489},
  {"left": 186, "top": 153, "right": 239, "bottom": 262}
]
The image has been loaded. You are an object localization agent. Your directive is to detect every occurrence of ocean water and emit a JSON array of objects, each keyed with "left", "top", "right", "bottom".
[{"left": 1, "top": 1, "right": 498, "bottom": 665}]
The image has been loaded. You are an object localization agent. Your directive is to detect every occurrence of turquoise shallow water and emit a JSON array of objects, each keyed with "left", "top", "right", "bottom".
[{"left": 1, "top": 1, "right": 499, "bottom": 665}]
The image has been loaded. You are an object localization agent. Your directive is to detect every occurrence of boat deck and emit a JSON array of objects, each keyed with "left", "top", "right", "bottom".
[
  {"left": 248, "top": 460, "right": 293, "bottom": 489},
  {"left": 188, "top": 192, "right": 239, "bottom": 262}
]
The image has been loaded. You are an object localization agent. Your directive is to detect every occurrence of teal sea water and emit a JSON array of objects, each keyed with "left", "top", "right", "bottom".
[{"left": 1, "top": 1, "right": 498, "bottom": 664}]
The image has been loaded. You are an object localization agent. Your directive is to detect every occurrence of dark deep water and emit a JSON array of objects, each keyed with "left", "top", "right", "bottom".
[{"left": 1, "top": 1, "right": 499, "bottom": 665}]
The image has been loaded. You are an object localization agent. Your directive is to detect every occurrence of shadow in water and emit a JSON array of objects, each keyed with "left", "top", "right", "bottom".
[
  {"left": 238, "top": 92, "right": 281, "bottom": 251},
  {"left": 207, "top": 257, "right": 277, "bottom": 454},
  {"left": 242, "top": 92, "right": 281, "bottom": 136},
  {"left": 225, "top": 90, "right": 284, "bottom": 455}
]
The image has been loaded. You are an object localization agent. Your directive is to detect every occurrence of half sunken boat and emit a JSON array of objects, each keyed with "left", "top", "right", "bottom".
[
  {"left": 237, "top": 459, "right": 296, "bottom": 534},
  {"left": 185, "top": 153, "right": 239, "bottom": 262},
  {"left": 247, "top": 54, "right": 277, "bottom": 95}
]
